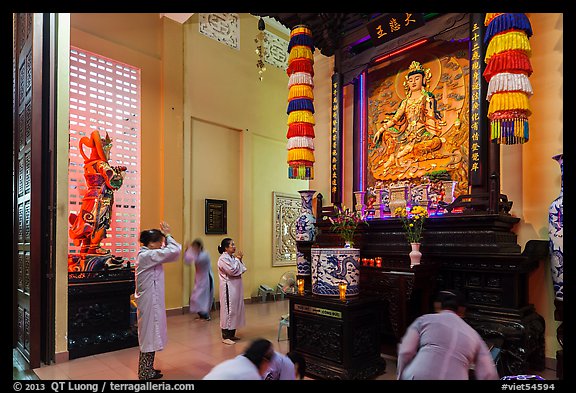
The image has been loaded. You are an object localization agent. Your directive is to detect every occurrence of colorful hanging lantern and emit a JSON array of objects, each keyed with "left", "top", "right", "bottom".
[
  {"left": 484, "top": 13, "right": 534, "bottom": 144},
  {"left": 286, "top": 25, "right": 315, "bottom": 179}
]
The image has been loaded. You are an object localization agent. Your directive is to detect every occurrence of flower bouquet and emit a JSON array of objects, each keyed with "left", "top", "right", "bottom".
[
  {"left": 323, "top": 205, "right": 367, "bottom": 247},
  {"left": 393, "top": 205, "right": 429, "bottom": 244}
]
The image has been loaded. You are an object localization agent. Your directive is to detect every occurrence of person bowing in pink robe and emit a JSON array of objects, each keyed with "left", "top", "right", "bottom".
[
  {"left": 184, "top": 238, "right": 214, "bottom": 320},
  {"left": 396, "top": 289, "right": 499, "bottom": 380},
  {"left": 217, "top": 237, "right": 247, "bottom": 345}
]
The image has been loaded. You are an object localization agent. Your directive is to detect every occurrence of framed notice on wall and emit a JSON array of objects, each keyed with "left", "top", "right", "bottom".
[{"left": 205, "top": 199, "right": 227, "bottom": 234}]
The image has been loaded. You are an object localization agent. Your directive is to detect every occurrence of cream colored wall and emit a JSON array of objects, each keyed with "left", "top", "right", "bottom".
[
  {"left": 250, "top": 135, "right": 307, "bottom": 291},
  {"left": 159, "top": 18, "right": 185, "bottom": 308},
  {"left": 182, "top": 14, "right": 317, "bottom": 301},
  {"left": 309, "top": 55, "right": 334, "bottom": 205},
  {"left": 308, "top": 55, "right": 354, "bottom": 209},
  {"left": 69, "top": 14, "right": 185, "bottom": 313},
  {"left": 186, "top": 119, "right": 243, "bottom": 298},
  {"left": 500, "top": 13, "right": 563, "bottom": 359}
]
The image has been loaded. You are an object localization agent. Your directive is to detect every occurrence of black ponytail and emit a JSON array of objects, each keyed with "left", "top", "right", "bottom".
[{"left": 218, "top": 237, "right": 233, "bottom": 254}]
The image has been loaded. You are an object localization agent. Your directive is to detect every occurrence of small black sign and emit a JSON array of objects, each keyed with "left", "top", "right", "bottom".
[
  {"left": 367, "top": 13, "right": 425, "bottom": 46},
  {"left": 205, "top": 199, "right": 227, "bottom": 235}
]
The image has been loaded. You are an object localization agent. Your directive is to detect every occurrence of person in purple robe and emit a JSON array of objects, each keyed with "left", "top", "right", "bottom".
[
  {"left": 184, "top": 238, "right": 214, "bottom": 321},
  {"left": 217, "top": 237, "right": 247, "bottom": 345},
  {"left": 397, "top": 289, "right": 499, "bottom": 380},
  {"left": 264, "top": 351, "right": 307, "bottom": 380},
  {"left": 134, "top": 221, "right": 182, "bottom": 380},
  {"left": 203, "top": 338, "right": 274, "bottom": 380}
]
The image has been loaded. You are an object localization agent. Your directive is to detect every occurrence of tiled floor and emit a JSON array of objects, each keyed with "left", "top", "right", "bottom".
[
  {"left": 21, "top": 299, "right": 557, "bottom": 381},
  {"left": 27, "top": 299, "right": 397, "bottom": 380}
]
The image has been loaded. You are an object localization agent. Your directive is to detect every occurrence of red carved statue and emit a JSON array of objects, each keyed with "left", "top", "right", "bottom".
[{"left": 69, "top": 130, "right": 127, "bottom": 256}]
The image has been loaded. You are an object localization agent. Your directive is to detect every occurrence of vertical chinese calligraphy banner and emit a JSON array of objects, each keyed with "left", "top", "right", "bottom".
[
  {"left": 331, "top": 73, "right": 343, "bottom": 204},
  {"left": 469, "top": 14, "right": 487, "bottom": 187},
  {"left": 365, "top": 40, "right": 470, "bottom": 198}
]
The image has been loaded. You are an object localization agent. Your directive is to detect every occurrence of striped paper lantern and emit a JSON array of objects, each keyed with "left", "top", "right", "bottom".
[
  {"left": 484, "top": 13, "right": 534, "bottom": 144},
  {"left": 286, "top": 25, "right": 315, "bottom": 179}
]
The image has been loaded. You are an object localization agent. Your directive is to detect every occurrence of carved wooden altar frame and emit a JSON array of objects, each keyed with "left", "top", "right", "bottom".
[
  {"left": 337, "top": 13, "right": 507, "bottom": 214},
  {"left": 363, "top": 40, "right": 470, "bottom": 199},
  {"left": 313, "top": 13, "right": 547, "bottom": 377}
]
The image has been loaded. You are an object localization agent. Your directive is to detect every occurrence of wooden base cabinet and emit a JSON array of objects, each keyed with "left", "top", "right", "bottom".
[{"left": 287, "top": 293, "right": 386, "bottom": 380}]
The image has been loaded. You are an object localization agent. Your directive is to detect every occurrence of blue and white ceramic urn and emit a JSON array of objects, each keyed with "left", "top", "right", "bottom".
[
  {"left": 311, "top": 247, "right": 360, "bottom": 296},
  {"left": 296, "top": 251, "right": 311, "bottom": 276},
  {"left": 548, "top": 154, "right": 563, "bottom": 300},
  {"left": 295, "top": 190, "right": 316, "bottom": 242}
]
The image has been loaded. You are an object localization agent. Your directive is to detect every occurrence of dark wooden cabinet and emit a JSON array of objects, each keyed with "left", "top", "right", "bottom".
[
  {"left": 287, "top": 293, "right": 386, "bottom": 380},
  {"left": 315, "top": 212, "right": 549, "bottom": 376},
  {"left": 68, "top": 268, "right": 138, "bottom": 359},
  {"left": 554, "top": 298, "right": 563, "bottom": 379},
  {"left": 359, "top": 264, "right": 439, "bottom": 354}
]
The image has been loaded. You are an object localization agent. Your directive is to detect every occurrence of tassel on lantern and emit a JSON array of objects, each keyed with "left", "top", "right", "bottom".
[
  {"left": 287, "top": 147, "right": 315, "bottom": 162},
  {"left": 484, "top": 13, "right": 504, "bottom": 26},
  {"left": 287, "top": 99, "right": 315, "bottom": 114},
  {"left": 488, "top": 92, "right": 531, "bottom": 115},
  {"left": 288, "top": 84, "right": 314, "bottom": 100},
  {"left": 485, "top": 31, "right": 532, "bottom": 62},
  {"left": 484, "top": 13, "right": 533, "bottom": 44},
  {"left": 486, "top": 72, "right": 533, "bottom": 100},
  {"left": 483, "top": 50, "right": 533, "bottom": 81},
  {"left": 287, "top": 110, "right": 315, "bottom": 125},
  {"left": 286, "top": 122, "right": 315, "bottom": 138},
  {"left": 286, "top": 25, "right": 315, "bottom": 179},
  {"left": 287, "top": 58, "right": 315, "bottom": 76},
  {"left": 286, "top": 136, "right": 315, "bottom": 150},
  {"left": 484, "top": 13, "right": 533, "bottom": 144},
  {"left": 287, "top": 46, "right": 315, "bottom": 64},
  {"left": 288, "top": 34, "right": 315, "bottom": 52},
  {"left": 288, "top": 161, "right": 314, "bottom": 180},
  {"left": 288, "top": 72, "right": 314, "bottom": 87}
]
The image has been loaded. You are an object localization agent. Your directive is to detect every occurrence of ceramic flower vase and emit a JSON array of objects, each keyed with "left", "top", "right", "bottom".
[
  {"left": 295, "top": 190, "right": 316, "bottom": 242},
  {"left": 311, "top": 247, "right": 360, "bottom": 296},
  {"left": 409, "top": 243, "right": 422, "bottom": 267},
  {"left": 548, "top": 154, "right": 563, "bottom": 300}
]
